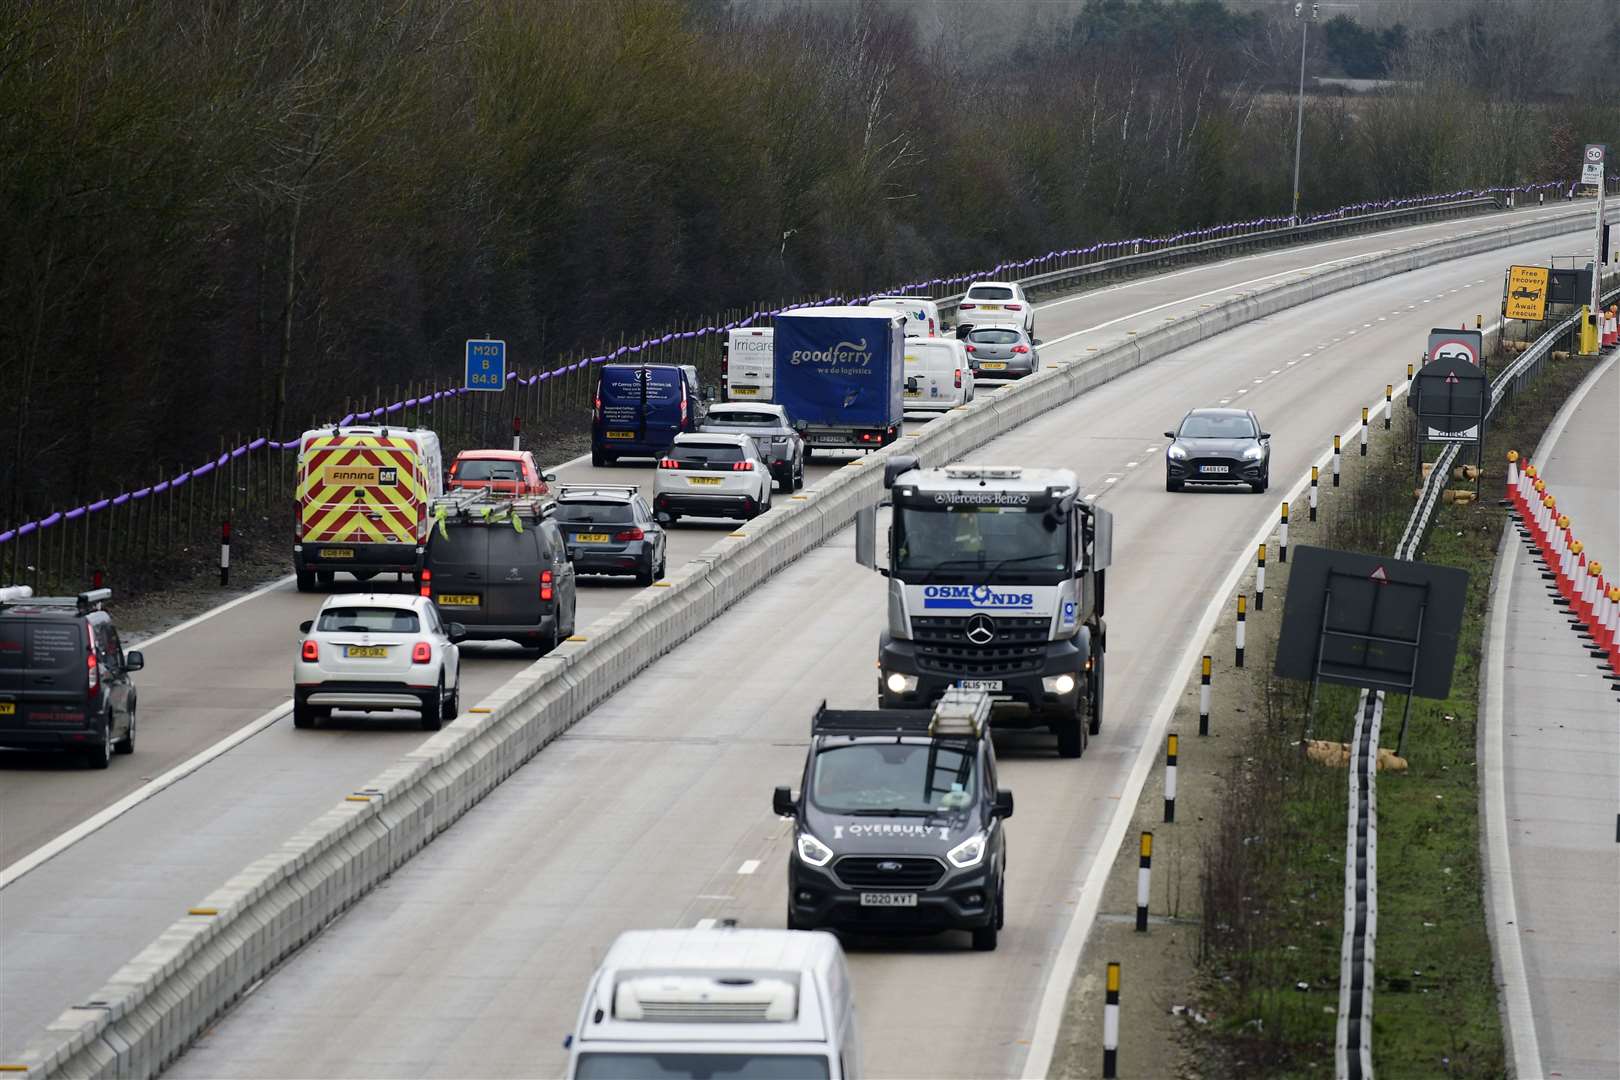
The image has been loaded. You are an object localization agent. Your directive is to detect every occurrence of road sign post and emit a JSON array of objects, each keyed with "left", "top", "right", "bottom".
[
  {"left": 465, "top": 338, "right": 507, "bottom": 392},
  {"left": 1585, "top": 144, "right": 1608, "bottom": 343}
]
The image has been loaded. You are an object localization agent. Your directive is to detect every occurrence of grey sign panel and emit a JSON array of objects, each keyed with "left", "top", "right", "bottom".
[
  {"left": 1412, "top": 362, "right": 1487, "bottom": 442},
  {"left": 1424, "top": 328, "right": 1481, "bottom": 368},
  {"left": 1275, "top": 545, "right": 1468, "bottom": 699},
  {"left": 1549, "top": 267, "right": 1593, "bottom": 306}
]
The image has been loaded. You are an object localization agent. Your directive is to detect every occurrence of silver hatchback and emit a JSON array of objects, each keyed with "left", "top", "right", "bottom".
[{"left": 964, "top": 326, "right": 1040, "bottom": 378}]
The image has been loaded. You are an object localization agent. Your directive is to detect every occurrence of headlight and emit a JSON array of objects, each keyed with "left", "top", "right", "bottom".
[
  {"left": 946, "top": 830, "right": 988, "bottom": 869},
  {"left": 1042, "top": 673, "right": 1077, "bottom": 695},
  {"left": 796, "top": 831, "right": 834, "bottom": 867},
  {"left": 885, "top": 671, "right": 918, "bottom": 694},
  {"left": 1242, "top": 445, "right": 1265, "bottom": 461},
  {"left": 1166, "top": 445, "right": 1188, "bottom": 460}
]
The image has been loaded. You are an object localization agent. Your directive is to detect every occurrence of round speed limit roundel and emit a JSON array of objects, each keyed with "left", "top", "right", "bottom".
[
  {"left": 1430, "top": 338, "right": 1479, "bottom": 368},
  {"left": 1587, "top": 145, "right": 1605, "bottom": 163}
]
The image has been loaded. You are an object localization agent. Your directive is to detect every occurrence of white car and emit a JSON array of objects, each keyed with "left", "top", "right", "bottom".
[
  {"left": 959, "top": 280, "right": 1035, "bottom": 338},
  {"left": 293, "top": 594, "right": 464, "bottom": 731},
  {"left": 652, "top": 433, "right": 773, "bottom": 524},
  {"left": 903, "top": 338, "right": 975, "bottom": 411}
]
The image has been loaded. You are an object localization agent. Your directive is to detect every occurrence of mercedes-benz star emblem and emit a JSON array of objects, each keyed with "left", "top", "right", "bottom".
[{"left": 964, "top": 614, "right": 996, "bottom": 646}]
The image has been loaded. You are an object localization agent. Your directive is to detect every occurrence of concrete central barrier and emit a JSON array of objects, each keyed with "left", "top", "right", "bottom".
[{"left": 12, "top": 205, "right": 1592, "bottom": 1079}]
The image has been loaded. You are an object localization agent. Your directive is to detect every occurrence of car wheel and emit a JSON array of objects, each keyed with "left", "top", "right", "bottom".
[
  {"left": 86, "top": 715, "right": 114, "bottom": 769},
  {"left": 786, "top": 898, "right": 806, "bottom": 931},
  {"left": 420, "top": 676, "right": 444, "bottom": 731},
  {"left": 995, "top": 879, "right": 1006, "bottom": 930},
  {"left": 1251, "top": 471, "right": 1269, "bottom": 494},
  {"left": 1089, "top": 647, "right": 1105, "bottom": 736},
  {"left": 656, "top": 553, "right": 667, "bottom": 579},
  {"left": 317, "top": 570, "right": 335, "bottom": 587},
  {"left": 803, "top": 445, "right": 814, "bottom": 461},
  {"left": 634, "top": 559, "right": 655, "bottom": 587},
  {"left": 295, "top": 569, "right": 316, "bottom": 593},
  {"left": 1055, "top": 703, "right": 1084, "bottom": 759},
  {"left": 114, "top": 705, "right": 136, "bottom": 755},
  {"left": 443, "top": 680, "right": 459, "bottom": 721},
  {"left": 1166, "top": 476, "right": 1183, "bottom": 493},
  {"left": 971, "top": 909, "right": 999, "bottom": 951},
  {"left": 590, "top": 447, "right": 605, "bottom": 467},
  {"left": 293, "top": 698, "right": 317, "bottom": 729},
  {"left": 794, "top": 459, "right": 805, "bottom": 489},
  {"left": 536, "top": 620, "right": 562, "bottom": 657}
]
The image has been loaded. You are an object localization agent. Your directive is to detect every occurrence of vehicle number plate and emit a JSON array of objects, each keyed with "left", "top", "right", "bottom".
[
  {"left": 905, "top": 389, "right": 921, "bottom": 398},
  {"left": 811, "top": 433, "right": 845, "bottom": 444},
  {"left": 977, "top": 303, "right": 1002, "bottom": 311},
  {"left": 860, "top": 892, "right": 918, "bottom": 908},
  {"left": 688, "top": 476, "right": 722, "bottom": 486},
  {"left": 436, "top": 594, "right": 479, "bottom": 607},
  {"left": 979, "top": 361, "right": 1007, "bottom": 370},
  {"left": 0, "top": 702, "right": 14, "bottom": 716},
  {"left": 345, "top": 646, "right": 388, "bottom": 658},
  {"left": 957, "top": 679, "right": 1004, "bottom": 691},
  {"left": 731, "top": 386, "right": 758, "bottom": 396},
  {"left": 320, "top": 547, "right": 354, "bottom": 559},
  {"left": 574, "top": 533, "right": 610, "bottom": 543},
  {"left": 1201, "top": 465, "right": 1229, "bottom": 475},
  {"left": 606, "top": 430, "right": 636, "bottom": 440}
]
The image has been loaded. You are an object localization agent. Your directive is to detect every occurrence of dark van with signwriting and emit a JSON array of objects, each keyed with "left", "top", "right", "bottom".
[
  {"left": 0, "top": 587, "right": 142, "bottom": 769},
  {"left": 591, "top": 364, "right": 707, "bottom": 467}
]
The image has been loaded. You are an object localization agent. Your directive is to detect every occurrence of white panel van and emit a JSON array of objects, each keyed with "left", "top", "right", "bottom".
[
  {"left": 724, "top": 327, "right": 775, "bottom": 401},
  {"left": 902, "top": 338, "right": 974, "bottom": 412},
  {"left": 867, "top": 296, "right": 944, "bottom": 339}
]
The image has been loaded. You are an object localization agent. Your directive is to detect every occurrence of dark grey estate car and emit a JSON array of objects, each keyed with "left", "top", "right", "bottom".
[
  {"left": 554, "top": 485, "right": 667, "bottom": 586},
  {"left": 1165, "top": 408, "right": 1271, "bottom": 493},
  {"left": 0, "top": 587, "right": 143, "bottom": 768}
]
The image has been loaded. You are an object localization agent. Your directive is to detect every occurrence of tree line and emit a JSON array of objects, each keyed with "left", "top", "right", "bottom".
[{"left": 2, "top": 0, "right": 1615, "bottom": 527}]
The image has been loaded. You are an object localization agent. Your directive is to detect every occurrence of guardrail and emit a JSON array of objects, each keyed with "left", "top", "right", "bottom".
[
  {"left": 10, "top": 191, "right": 1600, "bottom": 1080},
  {"left": 1335, "top": 273, "right": 1620, "bottom": 1077},
  {"left": 0, "top": 181, "right": 1594, "bottom": 597}
]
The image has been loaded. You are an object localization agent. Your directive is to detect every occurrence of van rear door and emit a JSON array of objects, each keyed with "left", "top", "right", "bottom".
[
  {"left": 483, "top": 528, "right": 546, "bottom": 630},
  {"left": 427, "top": 527, "right": 490, "bottom": 626},
  {"left": 0, "top": 616, "right": 90, "bottom": 731},
  {"left": 725, "top": 329, "right": 775, "bottom": 401}
]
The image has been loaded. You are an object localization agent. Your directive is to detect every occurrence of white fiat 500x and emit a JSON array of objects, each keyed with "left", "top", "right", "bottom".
[{"left": 293, "top": 594, "right": 465, "bottom": 731}]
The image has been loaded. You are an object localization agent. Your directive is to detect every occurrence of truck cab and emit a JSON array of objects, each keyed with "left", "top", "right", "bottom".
[
  {"left": 773, "top": 690, "right": 1014, "bottom": 951},
  {"left": 855, "top": 457, "right": 1111, "bottom": 758}
]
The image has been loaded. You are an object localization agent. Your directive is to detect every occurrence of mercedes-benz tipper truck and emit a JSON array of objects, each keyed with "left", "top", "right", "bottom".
[
  {"left": 772, "top": 307, "right": 904, "bottom": 455},
  {"left": 855, "top": 457, "right": 1112, "bottom": 759}
]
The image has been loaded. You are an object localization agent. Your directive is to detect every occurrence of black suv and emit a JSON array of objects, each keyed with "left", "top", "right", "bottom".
[
  {"left": 0, "top": 587, "right": 143, "bottom": 768},
  {"left": 422, "top": 496, "right": 577, "bottom": 651},
  {"left": 771, "top": 690, "right": 1014, "bottom": 951},
  {"left": 553, "top": 485, "right": 667, "bottom": 586}
]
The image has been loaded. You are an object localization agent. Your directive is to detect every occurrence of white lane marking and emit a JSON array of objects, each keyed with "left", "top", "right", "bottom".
[
  {"left": 1483, "top": 350, "right": 1613, "bottom": 1080},
  {"left": 695, "top": 917, "right": 717, "bottom": 930},
  {"left": 1237, "top": 388, "right": 1249, "bottom": 394},
  {"left": 737, "top": 859, "right": 760, "bottom": 875},
  {"left": 1270, "top": 369, "right": 1281, "bottom": 375},
  {"left": 1252, "top": 378, "right": 1264, "bottom": 384},
  {"left": 1023, "top": 370, "right": 1431, "bottom": 1078},
  {"left": 1103, "top": 477, "right": 1119, "bottom": 484},
  {"left": 1287, "top": 360, "right": 1299, "bottom": 366},
  {"left": 128, "top": 575, "right": 295, "bottom": 650},
  {"left": 0, "top": 701, "right": 290, "bottom": 888},
  {"left": 1218, "top": 398, "right": 1231, "bottom": 404},
  {"left": 695, "top": 894, "right": 735, "bottom": 900}
]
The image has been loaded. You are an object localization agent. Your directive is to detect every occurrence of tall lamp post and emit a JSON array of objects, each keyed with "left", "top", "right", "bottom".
[{"left": 1290, "top": 2, "right": 1319, "bottom": 225}]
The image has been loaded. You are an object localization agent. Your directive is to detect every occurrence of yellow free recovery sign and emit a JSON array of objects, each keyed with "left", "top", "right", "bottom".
[{"left": 1504, "top": 265, "right": 1550, "bottom": 321}]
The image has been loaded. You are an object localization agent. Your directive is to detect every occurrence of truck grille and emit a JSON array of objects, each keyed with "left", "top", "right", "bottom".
[
  {"left": 836, "top": 856, "right": 946, "bottom": 888},
  {"left": 911, "top": 615, "right": 1049, "bottom": 676}
]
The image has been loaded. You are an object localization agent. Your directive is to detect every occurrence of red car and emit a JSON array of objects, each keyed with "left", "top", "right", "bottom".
[{"left": 447, "top": 450, "right": 552, "bottom": 496}]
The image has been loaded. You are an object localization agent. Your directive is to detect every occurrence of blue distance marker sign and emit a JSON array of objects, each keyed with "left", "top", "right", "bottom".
[{"left": 465, "top": 338, "right": 507, "bottom": 391}]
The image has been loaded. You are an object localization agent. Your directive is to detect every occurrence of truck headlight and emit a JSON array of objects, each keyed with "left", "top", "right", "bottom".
[
  {"left": 885, "top": 671, "right": 918, "bottom": 694},
  {"left": 1167, "top": 445, "right": 1188, "bottom": 460},
  {"left": 1043, "top": 673, "right": 1077, "bottom": 695},
  {"left": 1242, "top": 445, "right": 1265, "bottom": 461},
  {"left": 796, "top": 831, "right": 834, "bottom": 867},
  {"left": 946, "top": 831, "right": 988, "bottom": 869}
]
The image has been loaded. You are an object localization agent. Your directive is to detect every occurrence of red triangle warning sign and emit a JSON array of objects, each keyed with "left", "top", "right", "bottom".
[
  {"left": 1444, "top": 370, "right": 1461, "bottom": 384},
  {"left": 1370, "top": 565, "right": 1389, "bottom": 584}
]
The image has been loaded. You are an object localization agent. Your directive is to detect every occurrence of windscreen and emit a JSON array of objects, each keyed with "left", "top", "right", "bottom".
[
  {"left": 966, "top": 328, "right": 1022, "bottom": 344},
  {"left": 574, "top": 1053, "right": 831, "bottom": 1080},
  {"left": 453, "top": 459, "right": 520, "bottom": 482},
  {"left": 811, "top": 741, "right": 976, "bottom": 813},
  {"left": 316, "top": 607, "right": 420, "bottom": 634},
  {"left": 671, "top": 442, "right": 745, "bottom": 466},
  {"left": 893, "top": 504, "right": 1067, "bottom": 582},
  {"left": 966, "top": 286, "right": 1014, "bottom": 300},
  {"left": 556, "top": 501, "right": 635, "bottom": 525},
  {"left": 1179, "top": 414, "right": 1256, "bottom": 438},
  {"left": 707, "top": 411, "right": 780, "bottom": 428}
]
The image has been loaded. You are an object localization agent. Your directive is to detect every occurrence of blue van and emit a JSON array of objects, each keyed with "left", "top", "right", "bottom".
[{"left": 591, "top": 364, "right": 706, "bottom": 466}]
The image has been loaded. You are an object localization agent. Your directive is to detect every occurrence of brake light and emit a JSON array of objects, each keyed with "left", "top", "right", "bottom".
[
  {"left": 659, "top": 457, "right": 679, "bottom": 469},
  {"left": 85, "top": 631, "right": 99, "bottom": 697},
  {"left": 732, "top": 460, "right": 754, "bottom": 471},
  {"left": 412, "top": 641, "right": 432, "bottom": 664},
  {"left": 965, "top": 344, "right": 976, "bottom": 353},
  {"left": 680, "top": 388, "right": 688, "bottom": 423},
  {"left": 419, "top": 568, "right": 432, "bottom": 598},
  {"left": 1012, "top": 345, "right": 1030, "bottom": 354},
  {"left": 960, "top": 302, "right": 975, "bottom": 310},
  {"left": 1005, "top": 303, "right": 1022, "bottom": 311},
  {"left": 613, "top": 527, "right": 644, "bottom": 541},
  {"left": 540, "top": 569, "right": 554, "bottom": 603},
  {"left": 593, "top": 386, "right": 601, "bottom": 417},
  {"left": 955, "top": 368, "right": 962, "bottom": 389},
  {"left": 860, "top": 432, "right": 878, "bottom": 442},
  {"left": 301, "top": 639, "right": 319, "bottom": 662},
  {"left": 448, "top": 462, "right": 459, "bottom": 477},
  {"left": 930, "top": 318, "right": 937, "bottom": 335}
]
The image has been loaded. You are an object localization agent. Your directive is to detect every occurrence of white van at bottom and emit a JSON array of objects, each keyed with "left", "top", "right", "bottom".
[
  {"left": 903, "top": 338, "right": 974, "bottom": 411},
  {"left": 566, "top": 927, "right": 861, "bottom": 1079}
]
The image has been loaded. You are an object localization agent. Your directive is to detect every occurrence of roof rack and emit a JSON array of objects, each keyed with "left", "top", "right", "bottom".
[
  {"left": 0, "top": 586, "right": 111, "bottom": 614},
  {"left": 810, "top": 693, "right": 990, "bottom": 740},
  {"left": 429, "top": 489, "right": 554, "bottom": 537},
  {"left": 557, "top": 484, "right": 639, "bottom": 500},
  {"left": 929, "top": 688, "right": 991, "bottom": 738}
]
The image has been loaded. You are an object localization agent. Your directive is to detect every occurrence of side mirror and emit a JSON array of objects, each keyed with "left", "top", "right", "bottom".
[
  {"left": 124, "top": 650, "right": 145, "bottom": 672},
  {"left": 299, "top": 619, "right": 314, "bottom": 634},
  {"left": 1163, "top": 431, "right": 1176, "bottom": 440},
  {"left": 447, "top": 623, "right": 468, "bottom": 644},
  {"left": 702, "top": 386, "right": 716, "bottom": 403},
  {"left": 1260, "top": 432, "right": 1272, "bottom": 441},
  {"left": 993, "top": 788, "right": 1015, "bottom": 819},
  {"left": 883, "top": 454, "right": 919, "bottom": 489},
  {"left": 543, "top": 471, "right": 557, "bottom": 483},
  {"left": 854, "top": 506, "right": 878, "bottom": 571},
  {"left": 773, "top": 785, "right": 797, "bottom": 817}
]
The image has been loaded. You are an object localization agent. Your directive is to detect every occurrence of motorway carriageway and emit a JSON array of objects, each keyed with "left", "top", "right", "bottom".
[{"left": 0, "top": 202, "right": 1592, "bottom": 1066}]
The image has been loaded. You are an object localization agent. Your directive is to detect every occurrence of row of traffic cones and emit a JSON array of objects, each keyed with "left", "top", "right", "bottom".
[{"left": 1505, "top": 451, "right": 1620, "bottom": 679}]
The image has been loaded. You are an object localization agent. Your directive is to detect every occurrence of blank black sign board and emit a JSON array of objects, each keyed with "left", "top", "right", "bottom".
[
  {"left": 1412, "top": 362, "right": 1487, "bottom": 438},
  {"left": 1274, "top": 545, "right": 1468, "bottom": 699}
]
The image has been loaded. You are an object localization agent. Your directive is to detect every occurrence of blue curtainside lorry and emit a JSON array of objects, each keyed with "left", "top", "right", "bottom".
[{"left": 771, "top": 307, "right": 905, "bottom": 454}]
